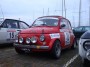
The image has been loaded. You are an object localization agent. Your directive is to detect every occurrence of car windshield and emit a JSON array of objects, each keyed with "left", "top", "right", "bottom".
[{"left": 32, "top": 17, "right": 59, "bottom": 27}]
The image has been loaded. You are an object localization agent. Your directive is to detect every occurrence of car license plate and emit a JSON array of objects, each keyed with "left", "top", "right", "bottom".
[{"left": 22, "top": 48, "right": 30, "bottom": 51}]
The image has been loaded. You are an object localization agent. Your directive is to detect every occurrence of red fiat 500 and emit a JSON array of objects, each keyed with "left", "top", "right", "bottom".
[{"left": 14, "top": 16, "right": 75, "bottom": 59}]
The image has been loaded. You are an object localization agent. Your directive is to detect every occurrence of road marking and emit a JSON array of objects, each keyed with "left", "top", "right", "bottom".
[{"left": 63, "top": 54, "right": 79, "bottom": 67}]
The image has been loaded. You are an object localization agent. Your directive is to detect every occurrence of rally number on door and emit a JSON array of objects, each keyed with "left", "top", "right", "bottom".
[
  {"left": 64, "top": 32, "right": 70, "bottom": 45},
  {"left": 9, "top": 32, "right": 15, "bottom": 39}
]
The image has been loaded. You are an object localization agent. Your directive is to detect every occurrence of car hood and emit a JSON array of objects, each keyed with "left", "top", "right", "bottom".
[{"left": 20, "top": 27, "right": 59, "bottom": 34}]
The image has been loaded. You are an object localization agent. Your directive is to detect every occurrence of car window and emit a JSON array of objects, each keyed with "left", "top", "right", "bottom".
[
  {"left": 19, "top": 22, "right": 29, "bottom": 29},
  {"left": 60, "top": 19, "right": 69, "bottom": 29},
  {"left": 67, "top": 20, "right": 72, "bottom": 29},
  {"left": 2, "top": 19, "right": 19, "bottom": 28},
  {"left": 10, "top": 21, "right": 18, "bottom": 28}
]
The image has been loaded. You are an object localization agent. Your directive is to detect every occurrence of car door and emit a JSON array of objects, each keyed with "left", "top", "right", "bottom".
[
  {"left": 0, "top": 19, "right": 21, "bottom": 44},
  {"left": 60, "top": 18, "right": 72, "bottom": 47}
]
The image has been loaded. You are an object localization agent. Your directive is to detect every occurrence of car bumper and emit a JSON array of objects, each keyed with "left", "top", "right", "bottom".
[{"left": 14, "top": 44, "right": 49, "bottom": 50}]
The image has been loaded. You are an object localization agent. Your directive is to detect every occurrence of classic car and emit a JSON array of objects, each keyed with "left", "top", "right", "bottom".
[
  {"left": 14, "top": 16, "right": 76, "bottom": 59},
  {"left": 0, "top": 18, "right": 29, "bottom": 45}
]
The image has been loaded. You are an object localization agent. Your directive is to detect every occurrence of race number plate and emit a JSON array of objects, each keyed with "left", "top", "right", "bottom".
[
  {"left": 64, "top": 32, "right": 70, "bottom": 45},
  {"left": 7, "top": 30, "right": 16, "bottom": 39}
]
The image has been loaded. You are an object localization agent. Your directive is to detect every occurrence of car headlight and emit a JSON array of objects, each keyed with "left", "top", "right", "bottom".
[
  {"left": 40, "top": 35, "right": 45, "bottom": 42},
  {"left": 19, "top": 37, "right": 23, "bottom": 43},
  {"left": 83, "top": 41, "right": 90, "bottom": 51},
  {"left": 26, "top": 38, "right": 31, "bottom": 44},
  {"left": 31, "top": 37, "right": 37, "bottom": 43}
]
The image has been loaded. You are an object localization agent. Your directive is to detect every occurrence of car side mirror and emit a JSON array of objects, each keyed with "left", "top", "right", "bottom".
[{"left": 61, "top": 24, "right": 66, "bottom": 28}]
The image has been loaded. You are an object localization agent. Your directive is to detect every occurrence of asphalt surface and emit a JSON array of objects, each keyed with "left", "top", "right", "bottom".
[
  {"left": 68, "top": 55, "right": 90, "bottom": 67},
  {"left": 0, "top": 42, "right": 89, "bottom": 67}
]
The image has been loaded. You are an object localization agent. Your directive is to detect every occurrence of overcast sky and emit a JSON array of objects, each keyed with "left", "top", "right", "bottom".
[{"left": 0, "top": 0, "right": 90, "bottom": 27}]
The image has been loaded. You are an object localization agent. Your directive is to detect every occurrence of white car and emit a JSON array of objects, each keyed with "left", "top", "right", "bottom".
[
  {"left": 79, "top": 31, "right": 90, "bottom": 65},
  {"left": 0, "top": 19, "right": 29, "bottom": 45}
]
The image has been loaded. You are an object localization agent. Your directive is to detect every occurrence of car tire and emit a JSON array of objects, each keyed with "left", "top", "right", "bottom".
[
  {"left": 15, "top": 47, "right": 25, "bottom": 54},
  {"left": 71, "top": 39, "right": 77, "bottom": 49},
  {"left": 51, "top": 40, "right": 61, "bottom": 59}
]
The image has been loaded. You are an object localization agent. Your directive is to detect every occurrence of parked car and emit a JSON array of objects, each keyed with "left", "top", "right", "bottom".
[
  {"left": 73, "top": 26, "right": 90, "bottom": 38},
  {"left": 0, "top": 19, "right": 29, "bottom": 45},
  {"left": 79, "top": 31, "right": 90, "bottom": 65},
  {"left": 14, "top": 16, "right": 76, "bottom": 59}
]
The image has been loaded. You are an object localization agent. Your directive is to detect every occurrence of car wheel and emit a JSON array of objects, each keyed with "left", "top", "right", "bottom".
[
  {"left": 71, "top": 39, "right": 77, "bottom": 49},
  {"left": 51, "top": 40, "right": 61, "bottom": 59},
  {"left": 15, "top": 47, "right": 25, "bottom": 54}
]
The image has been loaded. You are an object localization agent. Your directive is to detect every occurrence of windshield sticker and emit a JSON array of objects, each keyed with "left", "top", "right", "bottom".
[
  {"left": 38, "top": 17, "right": 58, "bottom": 20},
  {"left": 50, "top": 33, "right": 60, "bottom": 39}
]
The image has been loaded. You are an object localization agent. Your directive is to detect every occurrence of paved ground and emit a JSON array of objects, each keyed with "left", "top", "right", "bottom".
[
  {"left": 68, "top": 55, "right": 90, "bottom": 67},
  {"left": 0, "top": 46, "right": 77, "bottom": 67},
  {"left": 0, "top": 42, "right": 89, "bottom": 67}
]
